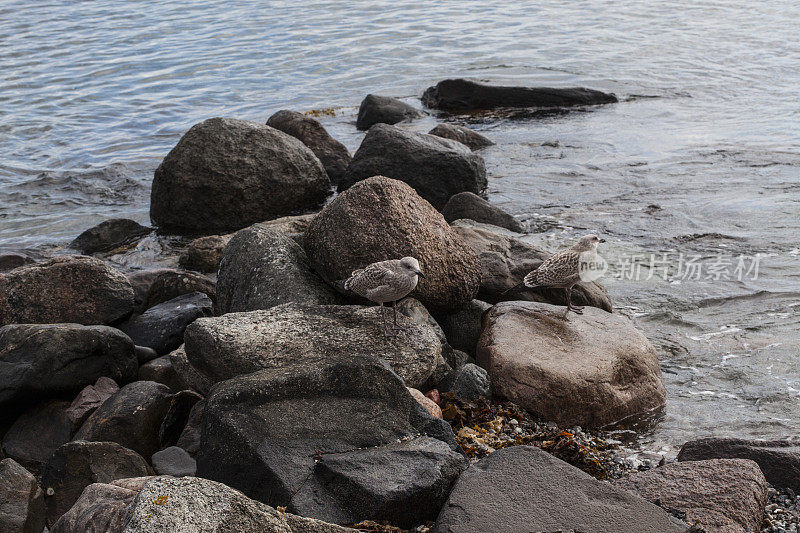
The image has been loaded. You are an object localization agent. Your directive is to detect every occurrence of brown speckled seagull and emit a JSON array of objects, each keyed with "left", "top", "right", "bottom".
[{"left": 339, "top": 256, "right": 425, "bottom": 336}]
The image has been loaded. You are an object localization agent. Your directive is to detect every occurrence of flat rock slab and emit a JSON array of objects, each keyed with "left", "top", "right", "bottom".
[
  {"left": 435, "top": 445, "right": 683, "bottom": 533},
  {"left": 477, "top": 302, "right": 666, "bottom": 427},
  {"left": 614, "top": 459, "right": 768, "bottom": 533}
]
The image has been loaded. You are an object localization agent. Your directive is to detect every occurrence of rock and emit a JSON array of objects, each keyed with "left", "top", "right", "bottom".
[
  {"left": 134, "top": 345, "right": 156, "bottom": 362},
  {"left": 451, "top": 220, "right": 612, "bottom": 311},
  {"left": 73, "top": 381, "right": 174, "bottom": 459},
  {"left": 421, "top": 78, "right": 619, "bottom": 112},
  {"left": 434, "top": 299, "right": 492, "bottom": 356},
  {"left": 137, "top": 356, "right": 183, "bottom": 391},
  {"left": 304, "top": 176, "right": 481, "bottom": 310},
  {"left": 120, "top": 292, "right": 213, "bottom": 357},
  {"left": 0, "top": 458, "right": 45, "bottom": 533},
  {"left": 49, "top": 478, "right": 149, "bottom": 533},
  {"left": 0, "top": 256, "right": 134, "bottom": 326},
  {"left": 175, "top": 400, "right": 204, "bottom": 455},
  {"left": 267, "top": 109, "right": 352, "bottom": 184},
  {"left": 197, "top": 358, "right": 462, "bottom": 524},
  {"left": 65, "top": 377, "right": 120, "bottom": 428},
  {"left": 441, "top": 192, "right": 523, "bottom": 232},
  {"left": 356, "top": 94, "right": 425, "bottom": 130},
  {"left": 0, "top": 324, "right": 137, "bottom": 420},
  {"left": 677, "top": 437, "right": 800, "bottom": 493},
  {"left": 217, "top": 224, "right": 342, "bottom": 313},
  {"left": 340, "top": 124, "right": 487, "bottom": 210},
  {"left": 477, "top": 302, "right": 666, "bottom": 427},
  {"left": 2, "top": 401, "right": 74, "bottom": 475},
  {"left": 428, "top": 124, "right": 494, "bottom": 150},
  {"left": 158, "top": 390, "right": 202, "bottom": 449},
  {"left": 184, "top": 303, "right": 442, "bottom": 389},
  {"left": 396, "top": 297, "right": 452, "bottom": 378},
  {"left": 122, "top": 476, "right": 358, "bottom": 532},
  {"left": 0, "top": 252, "right": 35, "bottom": 273},
  {"left": 260, "top": 213, "right": 316, "bottom": 244},
  {"left": 145, "top": 270, "right": 216, "bottom": 310},
  {"left": 178, "top": 234, "right": 232, "bottom": 273},
  {"left": 435, "top": 445, "right": 683, "bottom": 533},
  {"left": 68, "top": 218, "right": 150, "bottom": 255},
  {"left": 444, "top": 363, "right": 490, "bottom": 402},
  {"left": 408, "top": 387, "right": 442, "bottom": 418},
  {"left": 42, "top": 441, "right": 150, "bottom": 527},
  {"left": 126, "top": 269, "right": 175, "bottom": 314},
  {"left": 614, "top": 459, "right": 768, "bottom": 533},
  {"left": 168, "top": 345, "right": 211, "bottom": 396},
  {"left": 151, "top": 447, "right": 196, "bottom": 477},
  {"left": 150, "top": 117, "right": 331, "bottom": 234}
]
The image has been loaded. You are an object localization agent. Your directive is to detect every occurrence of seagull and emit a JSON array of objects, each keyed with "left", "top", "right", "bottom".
[
  {"left": 338, "top": 257, "right": 425, "bottom": 336},
  {"left": 504, "top": 234, "right": 605, "bottom": 315}
]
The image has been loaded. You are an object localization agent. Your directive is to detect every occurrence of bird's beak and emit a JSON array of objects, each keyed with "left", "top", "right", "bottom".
[
  {"left": 416, "top": 270, "right": 425, "bottom": 279},
  {"left": 598, "top": 238, "right": 606, "bottom": 243}
]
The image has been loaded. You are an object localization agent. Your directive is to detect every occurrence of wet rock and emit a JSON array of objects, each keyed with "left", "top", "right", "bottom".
[
  {"left": 434, "top": 299, "right": 492, "bottom": 356},
  {"left": 175, "top": 400, "right": 204, "bottom": 455},
  {"left": 65, "top": 377, "right": 119, "bottom": 428},
  {"left": 73, "top": 381, "right": 173, "bottom": 459},
  {"left": 267, "top": 109, "right": 352, "bottom": 184},
  {"left": 677, "top": 437, "right": 800, "bottom": 493},
  {"left": 184, "top": 303, "right": 442, "bottom": 389},
  {"left": 421, "top": 78, "right": 619, "bottom": 112},
  {"left": 42, "top": 441, "right": 150, "bottom": 527},
  {"left": 151, "top": 446, "right": 196, "bottom": 477},
  {"left": 178, "top": 234, "right": 232, "bottom": 273},
  {"left": 49, "top": 477, "right": 151, "bottom": 533},
  {"left": 0, "top": 255, "right": 135, "bottom": 326},
  {"left": 122, "top": 476, "right": 358, "bottom": 533},
  {"left": 68, "top": 218, "right": 150, "bottom": 255},
  {"left": 158, "top": 390, "right": 202, "bottom": 449},
  {"left": 477, "top": 302, "right": 666, "bottom": 427},
  {"left": 451, "top": 220, "right": 612, "bottom": 311},
  {"left": 168, "top": 345, "right": 211, "bottom": 396},
  {"left": 0, "top": 324, "right": 137, "bottom": 420},
  {"left": 443, "top": 363, "right": 490, "bottom": 402},
  {"left": 340, "top": 124, "right": 487, "bottom": 209},
  {"left": 217, "top": 223, "right": 342, "bottom": 313},
  {"left": 0, "top": 458, "right": 45, "bottom": 533},
  {"left": 126, "top": 269, "right": 175, "bottom": 314},
  {"left": 137, "top": 355, "right": 182, "bottom": 391},
  {"left": 150, "top": 117, "right": 331, "bottom": 234},
  {"left": 121, "top": 292, "right": 213, "bottom": 357},
  {"left": 428, "top": 123, "right": 494, "bottom": 150},
  {"left": 2, "top": 401, "right": 74, "bottom": 475},
  {"left": 442, "top": 191, "right": 523, "bottom": 232},
  {"left": 0, "top": 252, "right": 35, "bottom": 273},
  {"left": 614, "top": 459, "right": 768, "bottom": 533},
  {"left": 145, "top": 270, "right": 215, "bottom": 309},
  {"left": 435, "top": 445, "right": 683, "bottom": 533},
  {"left": 305, "top": 176, "right": 481, "bottom": 310},
  {"left": 197, "top": 358, "right": 461, "bottom": 525},
  {"left": 408, "top": 387, "right": 443, "bottom": 418},
  {"left": 356, "top": 94, "right": 425, "bottom": 130}
]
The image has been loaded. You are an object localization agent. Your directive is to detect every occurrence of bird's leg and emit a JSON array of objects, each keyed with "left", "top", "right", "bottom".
[
  {"left": 565, "top": 286, "right": 583, "bottom": 315},
  {"left": 391, "top": 300, "right": 408, "bottom": 331}
]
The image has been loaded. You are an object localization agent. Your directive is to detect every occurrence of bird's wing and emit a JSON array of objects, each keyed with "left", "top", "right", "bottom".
[
  {"left": 344, "top": 261, "right": 398, "bottom": 296},
  {"left": 525, "top": 250, "right": 580, "bottom": 286}
]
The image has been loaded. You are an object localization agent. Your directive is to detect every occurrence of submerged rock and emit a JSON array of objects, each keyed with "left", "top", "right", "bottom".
[
  {"left": 150, "top": 117, "right": 331, "bottom": 234},
  {"left": 442, "top": 191, "right": 523, "bottom": 232},
  {"left": 356, "top": 94, "right": 425, "bottom": 130},
  {"left": 428, "top": 123, "right": 494, "bottom": 150},
  {"left": 178, "top": 234, "right": 232, "bottom": 273},
  {"left": 69, "top": 218, "right": 150, "bottom": 255},
  {"left": 0, "top": 458, "right": 45, "bottom": 533}
]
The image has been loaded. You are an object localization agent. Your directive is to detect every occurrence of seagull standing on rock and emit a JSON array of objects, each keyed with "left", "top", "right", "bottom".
[{"left": 337, "top": 257, "right": 425, "bottom": 336}]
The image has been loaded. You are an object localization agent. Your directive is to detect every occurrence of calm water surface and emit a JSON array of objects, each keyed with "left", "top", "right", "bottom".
[{"left": 2, "top": 0, "right": 799, "bottom": 455}]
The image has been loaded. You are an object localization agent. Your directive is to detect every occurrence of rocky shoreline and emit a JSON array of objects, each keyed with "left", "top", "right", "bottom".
[{"left": 0, "top": 79, "right": 796, "bottom": 533}]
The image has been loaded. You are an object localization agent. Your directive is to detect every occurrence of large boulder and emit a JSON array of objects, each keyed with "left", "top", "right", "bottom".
[
  {"left": 340, "top": 124, "right": 487, "bottom": 210},
  {"left": 477, "top": 302, "right": 666, "bottom": 427},
  {"left": 184, "top": 303, "right": 442, "bottom": 389},
  {"left": 49, "top": 477, "right": 151, "bottom": 533},
  {"left": 267, "top": 110, "right": 352, "bottom": 184},
  {"left": 150, "top": 117, "right": 331, "bottom": 234},
  {"left": 304, "top": 176, "right": 481, "bottom": 310},
  {"left": 0, "top": 324, "right": 137, "bottom": 419},
  {"left": 678, "top": 437, "right": 800, "bottom": 492},
  {"left": 68, "top": 219, "right": 150, "bottom": 255},
  {"left": 614, "top": 459, "right": 768, "bottom": 533},
  {"left": 0, "top": 256, "right": 134, "bottom": 326},
  {"left": 217, "top": 224, "right": 342, "bottom": 313},
  {"left": 435, "top": 446, "right": 683, "bottom": 533},
  {"left": 442, "top": 192, "right": 523, "bottom": 232},
  {"left": 428, "top": 124, "right": 494, "bottom": 150},
  {"left": 422, "top": 78, "right": 618, "bottom": 112},
  {"left": 73, "top": 381, "right": 174, "bottom": 459},
  {"left": 356, "top": 94, "right": 425, "bottom": 130},
  {"left": 0, "top": 458, "right": 45, "bottom": 533},
  {"left": 42, "top": 441, "right": 150, "bottom": 527},
  {"left": 2, "top": 401, "right": 74, "bottom": 475},
  {"left": 451, "top": 220, "right": 612, "bottom": 310},
  {"left": 178, "top": 234, "right": 232, "bottom": 273},
  {"left": 120, "top": 292, "right": 213, "bottom": 357},
  {"left": 196, "top": 358, "right": 464, "bottom": 525}
]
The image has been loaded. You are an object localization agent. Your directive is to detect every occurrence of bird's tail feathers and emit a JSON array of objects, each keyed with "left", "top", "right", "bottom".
[{"left": 523, "top": 270, "right": 540, "bottom": 287}]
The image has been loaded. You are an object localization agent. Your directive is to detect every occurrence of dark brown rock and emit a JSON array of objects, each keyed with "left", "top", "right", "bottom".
[
  {"left": 145, "top": 270, "right": 216, "bottom": 310},
  {"left": 175, "top": 400, "right": 204, "bottom": 455},
  {"left": 49, "top": 479, "right": 140, "bottom": 533},
  {"left": 137, "top": 355, "right": 183, "bottom": 391},
  {"left": 65, "top": 377, "right": 120, "bottom": 428},
  {"left": 0, "top": 458, "right": 45, "bottom": 533},
  {"left": 178, "top": 234, "right": 232, "bottom": 273},
  {"left": 442, "top": 191, "right": 523, "bottom": 232},
  {"left": 168, "top": 345, "right": 211, "bottom": 396},
  {"left": 428, "top": 123, "right": 494, "bottom": 150},
  {"left": 158, "top": 390, "right": 203, "bottom": 449},
  {"left": 68, "top": 218, "right": 150, "bottom": 255},
  {"left": 126, "top": 269, "right": 175, "bottom": 314},
  {"left": 2, "top": 401, "right": 74, "bottom": 475},
  {"left": 356, "top": 94, "right": 425, "bottom": 130},
  {"left": 0, "top": 253, "right": 35, "bottom": 273}
]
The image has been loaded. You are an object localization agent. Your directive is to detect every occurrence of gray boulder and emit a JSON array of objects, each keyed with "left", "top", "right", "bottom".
[
  {"left": 151, "top": 447, "right": 196, "bottom": 477},
  {"left": 434, "top": 299, "right": 492, "bottom": 356},
  {"left": 65, "top": 377, "right": 119, "bottom": 428},
  {"left": 443, "top": 363, "right": 491, "bottom": 401},
  {"left": 2, "top": 401, "right": 74, "bottom": 475},
  {"left": 442, "top": 192, "right": 523, "bottom": 232},
  {"left": 178, "top": 234, "right": 232, "bottom": 273},
  {"left": 49, "top": 477, "right": 151, "bottom": 533},
  {"left": 0, "top": 458, "right": 45, "bottom": 533},
  {"left": 69, "top": 219, "right": 150, "bottom": 255},
  {"left": 435, "top": 446, "right": 683, "bottom": 533},
  {"left": 428, "top": 123, "right": 494, "bottom": 150},
  {"left": 150, "top": 117, "right": 331, "bottom": 234},
  {"left": 217, "top": 224, "right": 342, "bottom": 314},
  {"left": 0, "top": 255, "right": 134, "bottom": 326},
  {"left": 356, "top": 94, "right": 425, "bottom": 130},
  {"left": 267, "top": 109, "right": 352, "bottom": 184},
  {"left": 340, "top": 124, "right": 486, "bottom": 210}
]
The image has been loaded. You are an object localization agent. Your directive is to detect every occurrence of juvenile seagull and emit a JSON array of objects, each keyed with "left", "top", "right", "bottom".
[
  {"left": 339, "top": 257, "right": 425, "bottom": 336},
  {"left": 505, "top": 234, "right": 605, "bottom": 315}
]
